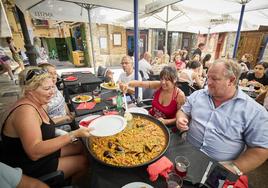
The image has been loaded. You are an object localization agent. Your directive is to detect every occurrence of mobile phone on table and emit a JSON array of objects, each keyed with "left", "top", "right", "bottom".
[{"left": 205, "top": 165, "right": 228, "bottom": 188}]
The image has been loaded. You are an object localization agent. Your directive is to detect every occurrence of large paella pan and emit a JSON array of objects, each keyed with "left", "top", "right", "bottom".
[{"left": 87, "top": 113, "right": 170, "bottom": 168}]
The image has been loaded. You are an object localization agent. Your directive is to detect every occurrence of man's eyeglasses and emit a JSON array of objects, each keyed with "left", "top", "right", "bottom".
[
  {"left": 121, "top": 62, "right": 130, "bottom": 65},
  {"left": 25, "top": 69, "right": 47, "bottom": 82}
]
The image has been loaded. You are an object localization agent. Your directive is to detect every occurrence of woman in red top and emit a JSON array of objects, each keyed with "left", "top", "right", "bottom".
[{"left": 121, "top": 66, "right": 185, "bottom": 126}]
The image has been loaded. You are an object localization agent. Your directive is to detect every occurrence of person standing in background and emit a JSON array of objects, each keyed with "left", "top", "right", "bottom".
[
  {"left": 33, "top": 37, "right": 48, "bottom": 64},
  {"left": 0, "top": 48, "right": 14, "bottom": 80},
  {"left": 193, "top": 43, "right": 205, "bottom": 57},
  {"left": 6, "top": 37, "right": 24, "bottom": 71}
]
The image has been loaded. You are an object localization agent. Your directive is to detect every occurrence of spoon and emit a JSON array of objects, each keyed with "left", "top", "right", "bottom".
[{"left": 123, "top": 94, "right": 132, "bottom": 121}]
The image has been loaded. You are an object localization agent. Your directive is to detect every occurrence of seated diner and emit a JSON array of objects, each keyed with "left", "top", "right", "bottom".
[
  {"left": 0, "top": 67, "right": 92, "bottom": 182},
  {"left": 38, "top": 63, "right": 74, "bottom": 128},
  {"left": 120, "top": 66, "right": 185, "bottom": 126},
  {"left": 179, "top": 61, "right": 205, "bottom": 89}
]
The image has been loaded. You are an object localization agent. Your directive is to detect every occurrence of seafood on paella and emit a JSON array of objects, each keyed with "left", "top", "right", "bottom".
[{"left": 89, "top": 116, "right": 168, "bottom": 167}]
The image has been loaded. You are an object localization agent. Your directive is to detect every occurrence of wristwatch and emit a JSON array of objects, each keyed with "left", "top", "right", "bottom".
[
  {"left": 68, "top": 132, "right": 78, "bottom": 143},
  {"left": 230, "top": 163, "right": 243, "bottom": 176}
]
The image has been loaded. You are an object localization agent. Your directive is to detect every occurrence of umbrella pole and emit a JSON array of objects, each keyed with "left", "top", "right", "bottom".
[
  {"left": 87, "top": 7, "right": 97, "bottom": 75},
  {"left": 164, "top": 5, "right": 169, "bottom": 54},
  {"left": 232, "top": 3, "right": 246, "bottom": 59},
  {"left": 134, "top": 0, "right": 139, "bottom": 99}
]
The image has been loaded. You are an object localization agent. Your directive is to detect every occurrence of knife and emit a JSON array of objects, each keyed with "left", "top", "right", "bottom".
[{"left": 200, "top": 161, "right": 213, "bottom": 186}]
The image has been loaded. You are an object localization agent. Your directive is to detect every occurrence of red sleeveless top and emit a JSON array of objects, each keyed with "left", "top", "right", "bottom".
[{"left": 149, "top": 88, "right": 179, "bottom": 119}]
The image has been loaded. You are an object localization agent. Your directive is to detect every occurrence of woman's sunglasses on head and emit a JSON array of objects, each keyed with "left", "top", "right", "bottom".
[{"left": 25, "top": 69, "right": 47, "bottom": 82}]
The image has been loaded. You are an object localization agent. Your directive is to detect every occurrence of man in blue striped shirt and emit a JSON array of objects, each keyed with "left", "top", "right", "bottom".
[{"left": 176, "top": 59, "right": 268, "bottom": 175}]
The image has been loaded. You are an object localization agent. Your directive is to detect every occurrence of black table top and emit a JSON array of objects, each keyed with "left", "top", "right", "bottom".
[
  {"left": 86, "top": 128, "right": 238, "bottom": 188},
  {"left": 70, "top": 90, "right": 117, "bottom": 117},
  {"left": 62, "top": 72, "right": 102, "bottom": 87}
]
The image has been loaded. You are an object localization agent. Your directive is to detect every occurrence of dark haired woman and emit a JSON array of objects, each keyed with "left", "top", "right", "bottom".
[
  {"left": 201, "top": 54, "right": 212, "bottom": 72},
  {"left": 179, "top": 61, "right": 205, "bottom": 89},
  {"left": 120, "top": 66, "right": 185, "bottom": 126}
]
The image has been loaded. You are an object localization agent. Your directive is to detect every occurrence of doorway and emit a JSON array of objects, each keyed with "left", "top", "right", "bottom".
[
  {"left": 215, "top": 33, "right": 226, "bottom": 59},
  {"left": 55, "top": 38, "right": 68, "bottom": 61},
  {"left": 126, "top": 30, "right": 148, "bottom": 59}
]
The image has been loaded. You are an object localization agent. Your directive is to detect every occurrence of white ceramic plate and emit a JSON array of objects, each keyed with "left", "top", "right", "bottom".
[
  {"left": 89, "top": 115, "right": 126, "bottom": 137},
  {"left": 100, "top": 83, "right": 118, "bottom": 90},
  {"left": 61, "top": 72, "right": 73, "bottom": 75},
  {"left": 81, "top": 71, "right": 91, "bottom": 74},
  {"left": 239, "top": 86, "right": 249, "bottom": 91},
  {"left": 72, "top": 95, "right": 92, "bottom": 103},
  {"left": 128, "top": 107, "right": 148, "bottom": 115},
  {"left": 121, "top": 182, "right": 153, "bottom": 188},
  {"left": 79, "top": 115, "right": 101, "bottom": 128}
]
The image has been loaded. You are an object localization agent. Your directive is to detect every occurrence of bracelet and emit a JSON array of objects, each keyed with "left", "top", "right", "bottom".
[
  {"left": 68, "top": 132, "right": 78, "bottom": 143},
  {"left": 230, "top": 162, "right": 243, "bottom": 176}
]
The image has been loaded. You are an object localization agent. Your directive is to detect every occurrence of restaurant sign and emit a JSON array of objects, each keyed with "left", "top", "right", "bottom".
[{"left": 33, "top": 11, "right": 53, "bottom": 20}]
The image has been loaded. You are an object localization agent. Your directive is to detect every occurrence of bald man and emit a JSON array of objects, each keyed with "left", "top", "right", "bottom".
[{"left": 139, "top": 52, "right": 152, "bottom": 80}]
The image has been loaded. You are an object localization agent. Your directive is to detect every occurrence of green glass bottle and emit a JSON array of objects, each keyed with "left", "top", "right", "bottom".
[{"left": 116, "top": 91, "right": 123, "bottom": 111}]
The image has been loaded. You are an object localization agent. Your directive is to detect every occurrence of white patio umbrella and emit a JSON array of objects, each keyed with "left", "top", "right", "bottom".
[
  {"left": 166, "top": 14, "right": 259, "bottom": 34},
  {"left": 15, "top": 0, "right": 155, "bottom": 74},
  {"left": 26, "top": 1, "right": 131, "bottom": 25}
]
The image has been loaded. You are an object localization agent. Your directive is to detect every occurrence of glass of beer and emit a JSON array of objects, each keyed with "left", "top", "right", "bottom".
[{"left": 175, "top": 156, "right": 190, "bottom": 178}]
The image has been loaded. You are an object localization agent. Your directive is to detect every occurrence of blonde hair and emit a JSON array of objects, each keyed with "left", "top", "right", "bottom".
[
  {"left": 19, "top": 66, "right": 51, "bottom": 95},
  {"left": 38, "top": 63, "right": 55, "bottom": 71}
]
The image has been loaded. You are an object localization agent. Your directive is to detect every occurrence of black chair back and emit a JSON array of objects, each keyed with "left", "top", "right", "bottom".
[{"left": 176, "top": 81, "right": 196, "bottom": 96}]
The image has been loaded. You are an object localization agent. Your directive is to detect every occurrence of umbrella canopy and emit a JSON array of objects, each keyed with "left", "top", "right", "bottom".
[
  {"left": 23, "top": 1, "right": 130, "bottom": 25},
  {"left": 121, "top": 0, "right": 268, "bottom": 33},
  {"left": 15, "top": 0, "right": 150, "bottom": 13}
]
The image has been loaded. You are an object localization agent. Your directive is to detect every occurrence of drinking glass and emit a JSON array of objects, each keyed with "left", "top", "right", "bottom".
[
  {"left": 93, "top": 87, "right": 101, "bottom": 96},
  {"left": 166, "top": 173, "right": 183, "bottom": 188},
  {"left": 175, "top": 156, "right": 190, "bottom": 178}
]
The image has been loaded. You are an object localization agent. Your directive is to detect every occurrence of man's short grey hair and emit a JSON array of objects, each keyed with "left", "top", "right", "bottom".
[
  {"left": 121, "top": 55, "right": 133, "bottom": 64},
  {"left": 214, "top": 58, "right": 242, "bottom": 85}
]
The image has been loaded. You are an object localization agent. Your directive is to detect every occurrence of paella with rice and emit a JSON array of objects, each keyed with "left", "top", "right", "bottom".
[{"left": 88, "top": 114, "right": 169, "bottom": 167}]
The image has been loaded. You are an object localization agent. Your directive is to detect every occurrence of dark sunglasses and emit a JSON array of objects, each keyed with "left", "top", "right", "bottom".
[{"left": 25, "top": 69, "right": 47, "bottom": 82}]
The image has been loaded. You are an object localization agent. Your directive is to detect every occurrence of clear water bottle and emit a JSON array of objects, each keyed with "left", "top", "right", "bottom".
[
  {"left": 248, "top": 85, "right": 254, "bottom": 97},
  {"left": 116, "top": 91, "right": 123, "bottom": 111}
]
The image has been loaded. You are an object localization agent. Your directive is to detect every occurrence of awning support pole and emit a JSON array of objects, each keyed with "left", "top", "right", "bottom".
[{"left": 232, "top": 3, "right": 246, "bottom": 59}]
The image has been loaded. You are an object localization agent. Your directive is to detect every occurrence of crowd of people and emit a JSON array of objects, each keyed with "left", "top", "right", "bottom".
[
  {"left": 0, "top": 41, "right": 268, "bottom": 187},
  {"left": 119, "top": 45, "right": 268, "bottom": 177}
]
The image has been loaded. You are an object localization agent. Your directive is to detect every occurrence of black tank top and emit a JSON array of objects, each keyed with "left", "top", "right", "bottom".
[{"left": 1, "top": 104, "right": 61, "bottom": 177}]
